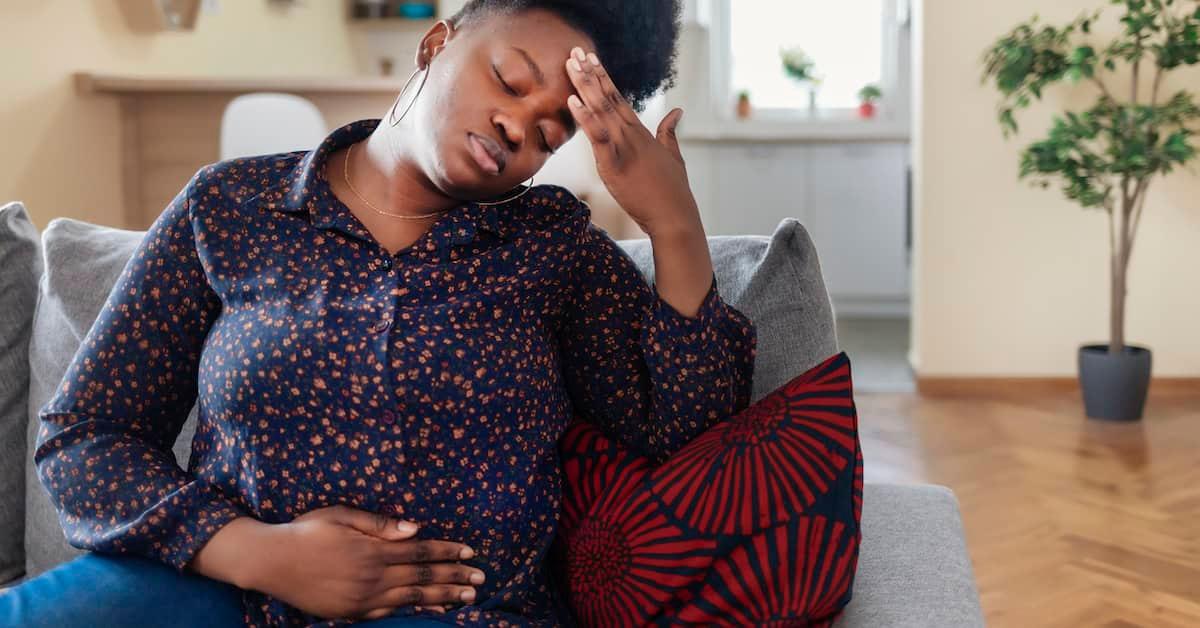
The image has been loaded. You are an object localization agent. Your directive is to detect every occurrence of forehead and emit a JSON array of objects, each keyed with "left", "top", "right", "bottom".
[{"left": 464, "top": 8, "right": 596, "bottom": 72}]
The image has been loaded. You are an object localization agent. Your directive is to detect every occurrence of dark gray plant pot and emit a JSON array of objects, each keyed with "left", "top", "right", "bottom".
[{"left": 1078, "top": 344, "right": 1152, "bottom": 421}]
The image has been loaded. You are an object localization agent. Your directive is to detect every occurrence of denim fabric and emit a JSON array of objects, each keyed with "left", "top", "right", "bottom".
[{"left": 0, "top": 552, "right": 452, "bottom": 628}]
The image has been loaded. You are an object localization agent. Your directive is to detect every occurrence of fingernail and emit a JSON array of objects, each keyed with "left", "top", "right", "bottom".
[
  {"left": 572, "top": 46, "right": 586, "bottom": 61},
  {"left": 396, "top": 520, "right": 418, "bottom": 533},
  {"left": 568, "top": 58, "right": 582, "bottom": 72},
  {"left": 460, "top": 546, "right": 475, "bottom": 559},
  {"left": 568, "top": 94, "right": 583, "bottom": 108},
  {"left": 587, "top": 52, "right": 600, "bottom": 66},
  {"left": 470, "top": 571, "right": 485, "bottom": 584},
  {"left": 461, "top": 589, "right": 476, "bottom": 602}
]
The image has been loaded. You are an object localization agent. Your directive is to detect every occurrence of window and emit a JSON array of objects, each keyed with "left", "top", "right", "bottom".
[{"left": 706, "top": 0, "right": 910, "bottom": 120}]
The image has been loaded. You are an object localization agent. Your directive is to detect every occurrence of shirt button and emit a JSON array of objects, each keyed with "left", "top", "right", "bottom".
[
  {"left": 373, "top": 318, "right": 392, "bottom": 333},
  {"left": 381, "top": 410, "right": 396, "bottom": 424},
  {"left": 381, "top": 258, "right": 393, "bottom": 270}
]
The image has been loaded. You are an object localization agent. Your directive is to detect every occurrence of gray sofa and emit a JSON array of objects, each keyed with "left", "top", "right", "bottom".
[{"left": 0, "top": 200, "right": 985, "bottom": 626}]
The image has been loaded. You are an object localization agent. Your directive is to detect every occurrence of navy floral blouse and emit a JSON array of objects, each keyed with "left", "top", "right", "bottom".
[{"left": 34, "top": 118, "right": 757, "bottom": 627}]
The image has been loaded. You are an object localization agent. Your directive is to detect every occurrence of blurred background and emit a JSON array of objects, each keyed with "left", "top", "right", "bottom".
[{"left": 1, "top": 3, "right": 1198, "bottom": 623}]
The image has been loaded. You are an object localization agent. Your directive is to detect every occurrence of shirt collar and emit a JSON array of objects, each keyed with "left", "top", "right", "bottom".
[{"left": 249, "top": 117, "right": 507, "bottom": 249}]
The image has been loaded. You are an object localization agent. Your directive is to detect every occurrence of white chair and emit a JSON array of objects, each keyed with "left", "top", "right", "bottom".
[{"left": 219, "top": 93, "right": 328, "bottom": 160}]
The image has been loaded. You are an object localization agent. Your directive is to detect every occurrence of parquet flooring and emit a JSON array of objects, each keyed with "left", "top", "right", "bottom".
[{"left": 857, "top": 389, "right": 1200, "bottom": 627}]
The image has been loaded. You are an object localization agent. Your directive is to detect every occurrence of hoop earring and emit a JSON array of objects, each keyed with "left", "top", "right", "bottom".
[
  {"left": 476, "top": 177, "right": 536, "bottom": 206},
  {"left": 388, "top": 64, "right": 429, "bottom": 127}
]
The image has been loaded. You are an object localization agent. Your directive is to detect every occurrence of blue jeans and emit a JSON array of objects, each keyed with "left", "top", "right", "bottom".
[{"left": 0, "top": 552, "right": 450, "bottom": 628}]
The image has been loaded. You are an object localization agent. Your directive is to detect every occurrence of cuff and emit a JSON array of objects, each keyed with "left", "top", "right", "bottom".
[
  {"left": 159, "top": 482, "right": 250, "bottom": 574},
  {"left": 644, "top": 271, "right": 733, "bottom": 351}
]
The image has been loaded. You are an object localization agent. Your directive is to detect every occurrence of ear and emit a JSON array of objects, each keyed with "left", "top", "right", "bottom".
[{"left": 415, "top": 19, "right": 456, "bottom": 69}]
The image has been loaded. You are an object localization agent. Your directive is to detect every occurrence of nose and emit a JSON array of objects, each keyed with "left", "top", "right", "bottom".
[{"left": 492, "top": 111, "right": 526, "bottom": 153}]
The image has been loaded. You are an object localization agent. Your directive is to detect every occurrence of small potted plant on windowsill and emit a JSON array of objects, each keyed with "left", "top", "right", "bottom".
[
  {"left": 981, "top": 0, "right": 1200, "bottom": 421},
  {"left": 781, "top": 46, "right": 820, "bottom": 114},
  {"left": 736, "top": 90, "right": 753, "bottom": 119},
  {"left": 857, "top": 84, "right": 883, "bottom": 119}
]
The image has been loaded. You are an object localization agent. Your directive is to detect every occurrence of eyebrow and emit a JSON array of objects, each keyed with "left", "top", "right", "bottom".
[{"left": 511, "top": 46, "right": 577, "bottom": 136}]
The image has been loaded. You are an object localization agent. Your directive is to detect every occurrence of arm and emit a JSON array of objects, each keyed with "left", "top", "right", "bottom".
[
  {"left": 33, "top": 166, "right": 249, "bottom": 575},
  {"left": 556, "top": 216, "right": 757, "bottom": 465}
]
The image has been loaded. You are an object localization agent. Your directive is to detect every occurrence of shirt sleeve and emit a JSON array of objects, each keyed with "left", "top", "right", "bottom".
[
  {"left": 33, "top": 165, "right": 248, "bottom": 574},
  {"left": 556, "top": 219, "right": 758, "bottom": 465}
]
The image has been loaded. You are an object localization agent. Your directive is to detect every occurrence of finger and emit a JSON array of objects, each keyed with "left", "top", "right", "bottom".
[
  {"left": 378, "top": 562, "right": 485, "bottom": 588},
  {"left": 567, "top": 47, "right": 618, "bottom": 121},
  {"left": 656, "top": 107, "right": 685, "bottom": 163},
  {"left": 566, "top": 55, "right": 622, "bottom": 160},
  {"left": 364, "top": 584, "right": 477, "bottom": 610},
  {"left": 584, "top": 50, "right": 641, "bottom": 127},
  {"left": 361, "top": 607, "right": 396, "bottom": 620},
  {"left": 568, "top": 93, "right": 617, "bottom": 158},
  {"left": 334, "top": 505, "right": 421, "bottom": 540},
  {"left": 378, "top": 539, "right": 476, "bottom": 564}
]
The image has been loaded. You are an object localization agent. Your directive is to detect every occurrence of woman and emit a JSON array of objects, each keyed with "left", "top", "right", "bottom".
[{"left": 4, "top": 0, "right": 757, "bottom": 626}]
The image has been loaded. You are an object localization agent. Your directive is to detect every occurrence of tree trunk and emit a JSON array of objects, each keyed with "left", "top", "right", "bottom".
[{"left": 1110, "top": 198, "right": 1129, "bottom": 355}]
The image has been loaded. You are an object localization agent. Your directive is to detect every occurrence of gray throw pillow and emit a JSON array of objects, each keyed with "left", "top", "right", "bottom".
[
  {"left": 24, "top": 219, "right": 199, "bottom": 579},
  {"left": 617, "top": 218, "right": 839, "bottom": 403},
  {"left": 0, "top": 202, "right": 43, "bottom": 585}
]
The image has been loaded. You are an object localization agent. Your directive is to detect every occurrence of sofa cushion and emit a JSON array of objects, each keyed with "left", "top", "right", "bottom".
[
  {"left": 22, "top": 215, "right": 838, "bottom": 579},
  {"left": 24, "top": 219, "right": 200, "bottom": 578},
  {"left": 0, "top": 202, "right": 43, "bottom": 585},
  {"left": 552, "top": 351, "right": 862, "bottom": 625},
  {"left": 618, "top": 218, "right": 839, "bottom": 404},
  {"left": 834, "top": 485, "right": 985, "bottom": 627}
]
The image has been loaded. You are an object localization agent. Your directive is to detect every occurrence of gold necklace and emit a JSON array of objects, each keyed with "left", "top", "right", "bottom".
[{"left": 342, "top": 142, "right": 452, "bottom": 221}]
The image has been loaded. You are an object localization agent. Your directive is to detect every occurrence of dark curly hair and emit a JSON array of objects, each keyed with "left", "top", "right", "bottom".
[{"left": 449, "top": 0, "right": 682, "bottom": 112}]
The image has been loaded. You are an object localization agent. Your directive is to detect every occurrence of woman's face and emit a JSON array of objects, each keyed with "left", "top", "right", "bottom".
[{"left": 400, "top": 9, "right": 595, "bottom": 201}]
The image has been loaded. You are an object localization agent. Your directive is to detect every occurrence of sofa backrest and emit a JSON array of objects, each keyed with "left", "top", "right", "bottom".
[{"left": 3, "top": 205, "right": 838, "bottom": 583}]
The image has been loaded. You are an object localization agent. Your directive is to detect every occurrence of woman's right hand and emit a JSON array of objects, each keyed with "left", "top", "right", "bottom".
[{"left": 247, "top": 504, "right": 485, "bottom": 621}]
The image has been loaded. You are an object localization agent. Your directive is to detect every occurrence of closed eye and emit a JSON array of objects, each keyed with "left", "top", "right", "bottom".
[
  {"left": 539, "top": 128, "right": 556, "bottom": 154},
  {"left": 493, "top": 64, "right": 517, "bottom": 96}
]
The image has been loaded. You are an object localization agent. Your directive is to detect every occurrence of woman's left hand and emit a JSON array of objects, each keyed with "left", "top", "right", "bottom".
[{"left": 564, "top": 46, "right": 701, "bottom": 238}]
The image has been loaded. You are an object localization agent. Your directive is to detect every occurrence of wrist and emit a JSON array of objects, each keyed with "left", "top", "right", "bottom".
[
  {"left": 642, "top": 199, "right": 703, "bottom": 242},
  {"left": 646, "top": 215, "right": 704, "bottom": 244},
  {"left": 189, "top": 515, "right": 277, "bottom": 591}
]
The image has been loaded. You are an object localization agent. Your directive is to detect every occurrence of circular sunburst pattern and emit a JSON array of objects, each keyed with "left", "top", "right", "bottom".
[
  {"left": 662, "top": 514, "right": 860, "bottom": 626},
  {"left": 647, "top": 353, "right": 858, "bottom": 536},
  {"left": 554, "top": 352, "right": 862, "bottom": 626}
]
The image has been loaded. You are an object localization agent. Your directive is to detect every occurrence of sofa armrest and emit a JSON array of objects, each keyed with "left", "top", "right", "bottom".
[{"left": 835, "top": 483, "right": 985, "bottom": 628}]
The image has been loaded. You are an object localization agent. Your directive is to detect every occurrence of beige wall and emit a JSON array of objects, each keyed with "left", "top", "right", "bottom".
[
  {"left": 0, "top": 1, "right": 426, "bottom": 231},
  {"left": 0, "top": 1, "right": 635, "bottom": 238},
  {"left": 913, "top": 0, "right": 1200, "bottom": 377}
]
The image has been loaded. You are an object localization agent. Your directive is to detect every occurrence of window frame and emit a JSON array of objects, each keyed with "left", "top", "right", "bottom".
[{"left": 701, "top": 0, "right": 912, "bottom": 128}]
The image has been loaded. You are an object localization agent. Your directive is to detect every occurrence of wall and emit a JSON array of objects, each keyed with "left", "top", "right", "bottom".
[
  {"left": 913, "top": 0, "right": 1200, "bottom": 377},
  {"left": 0, "top": 1, "right": 420, "bottom": 231}
]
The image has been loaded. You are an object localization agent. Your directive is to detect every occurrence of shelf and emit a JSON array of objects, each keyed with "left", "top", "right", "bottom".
[
  {"left": 345, "top": 0, "right": 442, "bottom": 23},
  {"left": 677, "top": 117, "right": 911, "bottom": 144},
  {"left": 347, "top": 16, "right": 438, "bottom": 27},
  {"left": 74, "top": 72, "right": 408, "bottom": 95}
]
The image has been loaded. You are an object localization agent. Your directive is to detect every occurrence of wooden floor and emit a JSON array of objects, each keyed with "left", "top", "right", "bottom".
[{"left": 857, "top": 389, "right": 1200, "bottom": 627}]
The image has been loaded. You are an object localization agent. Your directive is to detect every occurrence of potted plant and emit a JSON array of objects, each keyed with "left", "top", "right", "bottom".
[
  {"left": 781, "top": 46, "right": 821, "bottom": 113},
  {"left": 981, "top": 0, "right": 1199, "bottom": 421},
  {"left": 857, "top": 84, "right": 883, "bottom": 119},
  {"left": 736, "top": 90, "right": 753, "bottom": 119}
]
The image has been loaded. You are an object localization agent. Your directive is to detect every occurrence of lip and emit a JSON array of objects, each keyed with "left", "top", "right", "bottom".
[{"left": 467, "top": 132, "right": 506, "bottom": 176}]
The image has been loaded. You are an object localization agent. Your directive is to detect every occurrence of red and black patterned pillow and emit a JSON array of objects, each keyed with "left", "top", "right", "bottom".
[{"left": 550, "top": 351, "right": 863, "bottom": 626}]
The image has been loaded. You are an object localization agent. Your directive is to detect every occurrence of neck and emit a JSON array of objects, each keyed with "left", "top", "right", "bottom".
[{"left": 346, "top": 124, "right": 460, "bottom": 216}]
